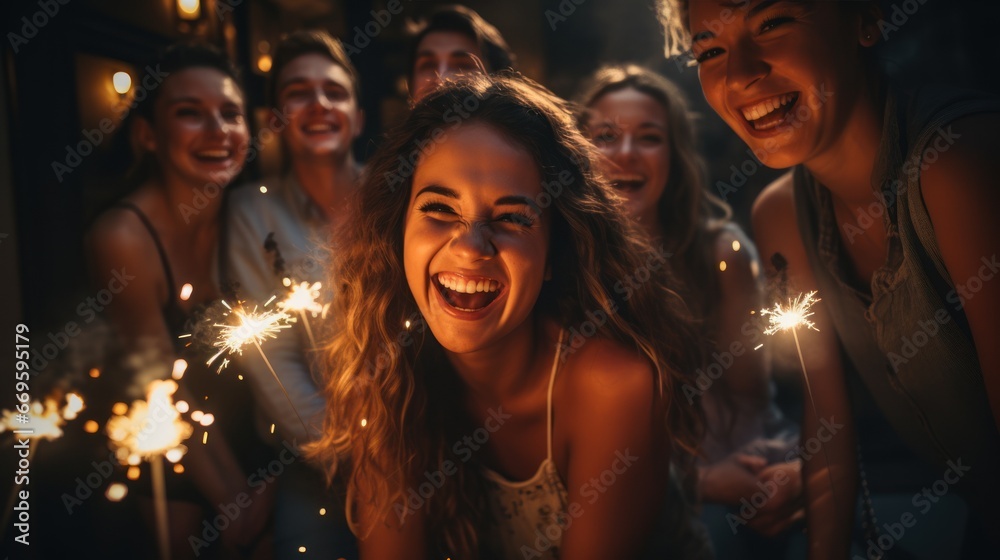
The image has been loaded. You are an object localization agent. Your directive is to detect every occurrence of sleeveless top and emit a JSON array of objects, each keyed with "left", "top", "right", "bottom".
[
  {"left": 114, "top": 202, "right": 188, "bottom": 338},
  {"left": 792, "top": 87, "right": 1000, "bottom": 504},
  {"left": 481, "top": 331, "right": 712, "bottom": 559},
  {"left": 113, "top": 201, "right": 269, "bottom": 502}
]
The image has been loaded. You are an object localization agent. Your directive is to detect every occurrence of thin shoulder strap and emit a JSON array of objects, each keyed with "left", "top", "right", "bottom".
[
  {"left": 546, "top": 329, "right": 566, "bottom": 462},
  {"left": 113, "top": 202, "right": 179, "bottom": 299}
]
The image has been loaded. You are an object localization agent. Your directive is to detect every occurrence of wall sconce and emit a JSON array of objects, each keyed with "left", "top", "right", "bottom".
[
  {"left": 112, "top": 71, "right": 132, "bottom": 95},
  {"left": 257, "top": 54, "right": 272, "bottom": 73},
  {"left": 177, "top": 0, "right": 201, "bottom": 21}
]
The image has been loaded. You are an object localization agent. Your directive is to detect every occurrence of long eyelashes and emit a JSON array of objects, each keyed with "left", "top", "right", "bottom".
[{"left": 416, "top": 202, "right": 537, "bottom": 228}]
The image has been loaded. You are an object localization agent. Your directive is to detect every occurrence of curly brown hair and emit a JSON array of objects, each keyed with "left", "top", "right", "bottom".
[{"left": 310, "top": 72, "right": 703, "bottom": 558}]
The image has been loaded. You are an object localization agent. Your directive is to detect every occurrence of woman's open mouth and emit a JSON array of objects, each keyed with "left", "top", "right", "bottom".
[
  {"left": 740, "top": 92, "right": 800, "bottom": 131},
  {"left": 434, "top": 272, "right": 504, "bottom": 313},
  {"left": 609, "top": 173, "right": 646, "bottom": 192}
]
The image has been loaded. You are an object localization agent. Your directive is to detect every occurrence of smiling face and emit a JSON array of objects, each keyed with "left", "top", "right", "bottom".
[
  {"left": 403, "top": 122, "right": 550, "bottom": 354},
  {"left": 688, "top": 0, "right": 871, "bottom": 168},
  {"left": 276, "top": 53, "right": 362, "bottom": 161},
  {"left": 410, "top": 31, "right": 484, "bottom": 102},
  {"left": 586, "top": 87, "right": 671, "bottom": 228},
  {"left": 144, "top": 67, "right": 249, "bottom": 187}
]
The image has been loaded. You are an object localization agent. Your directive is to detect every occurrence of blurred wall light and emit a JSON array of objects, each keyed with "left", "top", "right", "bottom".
[
  {"left": 112, "top": 71, "right": 132, "bottom": 95},
  {"left": 257, "top": 54, "right": 273, "bottom": 73},
  {"left": 177, "top": 0, "right": 201, "bottom": 20}
]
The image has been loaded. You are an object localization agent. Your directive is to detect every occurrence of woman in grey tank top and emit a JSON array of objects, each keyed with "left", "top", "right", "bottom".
[{"left": 658, "top": 0, "right": 1000, "bottom": 557}]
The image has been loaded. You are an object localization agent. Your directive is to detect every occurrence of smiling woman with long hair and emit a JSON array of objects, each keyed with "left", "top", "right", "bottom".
[
  {"left": 659, "top": 0, "right": 1000, "bottom": 556},
  {"left": 311, "top": 73, "right": 711, "bottom": 559},
  {"left": 86, "top": 43, "right": 272, "bottom": 558}
]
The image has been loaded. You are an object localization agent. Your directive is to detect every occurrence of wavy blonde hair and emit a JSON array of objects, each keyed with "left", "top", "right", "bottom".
[{"left": 310, "top": 72, "right": 703, "bottom": 558}]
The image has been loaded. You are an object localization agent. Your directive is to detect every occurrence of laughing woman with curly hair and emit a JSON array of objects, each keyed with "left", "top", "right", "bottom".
[{"left": 310, "top": 73, "right": 713, "bottom": 559}]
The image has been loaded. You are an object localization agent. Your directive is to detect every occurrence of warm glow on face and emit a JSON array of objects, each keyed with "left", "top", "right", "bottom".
[{"left": 112, "top": 71, "right": 131, "bottom": 95}]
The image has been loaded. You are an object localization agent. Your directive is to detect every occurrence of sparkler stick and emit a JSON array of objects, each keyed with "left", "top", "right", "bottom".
[
  {"left": 150, "top": 455, "right": 169, "bottom": 560},
  {"left": 107, "top": 380, "right": 192, "bottom": 560},
  {"left": 760, "top": 291, "right": 843, "bottom": 515},
  {"left": 205, "top": 300, "right": 313, "bottom": 438}
]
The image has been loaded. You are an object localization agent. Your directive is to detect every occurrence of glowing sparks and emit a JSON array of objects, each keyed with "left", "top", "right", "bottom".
[
  {"left": 259, "top": 185, "right": 268, "bottom": 194},
  {"left": 761, "top": 291, "right": 820, "bottom": 335},
  {"left": 279, "top": 281, "right": 324, "bottom": 317},
  {"left": 754, "top": 344, "right": 764, "bottom": 351},
  {"left": 107, "top": 380, "right": 193, "bottom": 467},
  {"left": 179, "top": 283, "right": 194, "bottom": 301},
  {"left": 206, "top": 300, "right": 293, "bottom": 370},
  {"left": 1, "top": 393, "right": 86, "bottom": 441},
  {"left": 84, "top": 420, "right": 99, "bottom": 433},
  {"left": 719, "top": 260, "right": 727, "bottom": 272},
  {"left": 63, "top": 393, "right": 85, "bottom": 420},
  {"left": 360, "top": 418, "right": 367, "bottom": 428},
  {"left": 89, "top": 368, "right": 101, "bottom": 378},
  {"left": 732, "top": 240, "right": 741, "bottom": 252},
  {"left": 319, "top": 507, "right": 327, "bottom": 516},
  {"left": 106, "top": 483, "right": 128, "bottom": 501},
  {"left": 171, "top": 359, "right": 188, "bottom": 380}
]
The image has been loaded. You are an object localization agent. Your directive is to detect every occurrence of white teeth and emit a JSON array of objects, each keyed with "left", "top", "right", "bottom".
[
  {"left": 305, "top": 124, "right": 333, "bottom": 132},
  {"left": 436, "top": 274, "right": 500, "bottom": 294},
  {"left": 741, "top": 93, "right": 797, "bottom": 122}
]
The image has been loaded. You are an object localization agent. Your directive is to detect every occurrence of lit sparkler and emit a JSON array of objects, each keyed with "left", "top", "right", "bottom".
[
  {"left": 760, "top": 291, "right": 841, "bottom": 515},
  {"left": 1, "top": 392, "right": 86, "bottom": 533},
  {"left": 761, "top": 290, "right": 820, "bottom": 336},
  {"left": 107, "top": 379, "right": 193, "bottom": 560},
  {"left": 278, "top": 280, "right": 326, "bottom": 349},
  {"left": 204, "top": 299, "right": 311, "bottom": 438}
]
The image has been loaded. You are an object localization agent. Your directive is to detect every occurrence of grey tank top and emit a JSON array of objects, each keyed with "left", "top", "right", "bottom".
[{"left": 792, "top": 87, "right": 1000, "bottom": 504}]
